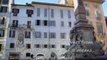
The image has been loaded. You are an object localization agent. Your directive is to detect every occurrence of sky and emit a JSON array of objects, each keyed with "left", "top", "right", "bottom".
[{"left": 15, "top": 0, "right": 107, "bottom": 16}]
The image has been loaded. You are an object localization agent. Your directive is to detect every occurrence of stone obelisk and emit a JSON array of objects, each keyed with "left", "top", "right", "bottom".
[{"left": 66, "top": 0, "right": 104, "bottom": 59}]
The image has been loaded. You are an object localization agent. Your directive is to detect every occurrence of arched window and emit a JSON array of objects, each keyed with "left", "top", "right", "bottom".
[{"left": 36, "top": 54, "right": 44, "bottom": 59}]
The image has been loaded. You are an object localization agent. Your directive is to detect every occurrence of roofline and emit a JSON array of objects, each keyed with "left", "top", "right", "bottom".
[
  {"left": 32, "top": 1, "right": 74, "bottom": 8},
  {"left": 11, "top": 4, "right": 34, "bottom": 7},
  {"left": 11, "top": 1, "right": 74, "bottom": 8}
]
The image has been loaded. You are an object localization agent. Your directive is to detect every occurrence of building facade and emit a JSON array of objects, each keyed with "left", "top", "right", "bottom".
[
  {"left": 59, "top": 0, "right": 107, "bottom": 49},
  {"left": 5, "top": 2, "right": 76, "bottom": 60},
  {"left": 0, "top": 0, "right": 106, "bottom": 60},
  {"left": 0, "top": 0, "right": 14, "bottom": 59}
]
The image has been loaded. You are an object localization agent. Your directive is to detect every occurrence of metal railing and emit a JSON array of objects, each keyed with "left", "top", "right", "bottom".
[{"left": 8, "top": 24, "right": 32, "bottom": 29}]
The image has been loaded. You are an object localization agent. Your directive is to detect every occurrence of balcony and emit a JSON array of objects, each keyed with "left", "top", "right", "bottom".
[
  {"left": 6, "top": 48, "right": 17, "bottom": 53},
  {"left": 0, "top": 24, "right": 6, "bottom": 29},
  {"left": 0, "top": 37, "right": 4, "bottom": 40},
  {"left": 18, "top": 24, "right": 32, "bottom": 30},
  {"left": 84, "top": 0, "right": 105, "bottom": 3},
  {"left": 0, "top": 13, "right": 8, "bottom": 16},
  {"left": 8, "top": 24, "right": 18, "bottom": 29},
  {"left": 9, "top": 24, "right": 32, "bottom": 30}
]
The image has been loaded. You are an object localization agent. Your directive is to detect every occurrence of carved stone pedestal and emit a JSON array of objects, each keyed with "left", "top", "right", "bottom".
[{"left": 65, "top": 0, "right": 104, "bottom": 59}]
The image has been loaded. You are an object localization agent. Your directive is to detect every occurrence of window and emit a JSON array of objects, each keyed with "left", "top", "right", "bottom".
[
  {"left": 49, "top": 32, "right": 56, "bottom": 38},
  {"left": 86, "top": 9, "right": 90, "bottom": 16},
  {"left": 37, "top": 8, "right": 40, "bottom": 17},
  {"left": 44, "top": 32, "right": 47, "bottom": 38},
  {"left": 27, "top": 21, "right": 31, "bottom": 28},
  {"left": 12, "top": 20, "right": 18, "bottom": 27},
  {"left": 25, "top": 31, "right": 31, "bottom": 38},
  {"left": 0, "top": 44, "right": 2, "bottom": 51},
  {"left": 10, "top": 43, "right": 14, "bottom": 48},
  {"left": 97, "top": 23, "right": 103, "bottom": 35},
  {"left": 60, "top": 33, "right": 66, "bottom": 39},
  {"left": 35, "top": 44, "right": 40, "bottom": 48},
  {"left": 69, "top": 22, "right": 72, "bottom": 27},
  {"left": 26, "top": 9, "right": 33, "bottom": 17},
  {"left": 51, "top": 45, "right": 55, "bottom": 48},
  {"left": 26, "top": 53, "right": 30, "bottom": 57},
  {"left": 35, "top": 32, "right": 41, "bottom": 38},
  {"left": 60, "top": 10, "right": 63, "bottom": 18},
  {"left": 68, "top": 10, "right": 71, "bottom": 18},
  {"left": 0, "top": 29, "right": 5, "bottom": 37},
  {"left": 0, "top": 6, "right": 8, "bottom": 13},
  {"left": 9, "top": 30, "right": 15, "bottom": 38},
  {"left": 61, "top": 21, "right": 64, "bottom": 27},
  {"left": 84, "top": 3, "right": 88, "bottom": 7},
  {"left": 51, "top": 9, "right": 54, "bottom": 18},
  {"left": 44, "top": 44, "right": 48, "bottom": 48},
  {"left": 0, "top": 17, "right": 5, "bottom": 24},
  {"left": 36, "top": 20, "right": 40, "bottom": 26},
  {"left": 94, "top": 4, "right": 100, "bottom": 8},
  {"left": 26, "top": 44, "right": 31, "bottom": 49},
  {"left": 48, "top": 21, "right": 56, "bottom": 26},
  {"left": 95, "top": 10, "right": 101, "bottom": 20},
  {"left": 0, "top": 0, "right": 1, "bottom": 4},
  {"left": 12, "top": 8, "right": 19, "bottom": 16},
  {"left": 44, "top": 8, "right": 47, "bottom": 17},
  {"left": 2, "top": 0, "right": 9, "bottom": 4},
  {"left": 61, "top": 45, "right": 66, "bottom": 48},
  {"left": 44, "top": 20, "right": 48, "bottom": 26}
]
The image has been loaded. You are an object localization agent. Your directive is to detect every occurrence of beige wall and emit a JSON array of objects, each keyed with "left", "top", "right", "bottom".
[
  {"left": 84, "top": 1, "right": 107, "bottom": 50},
  {"left": 83, "top": 1, "right": 106, "bottom": 42}
]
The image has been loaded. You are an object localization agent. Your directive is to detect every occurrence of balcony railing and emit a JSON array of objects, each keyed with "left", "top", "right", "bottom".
[
  {"left": 18, "top": 24, "right": 32, "bottom": 29},
  {"left": 9, "top": 24, "right": 32, "bottom": 30},
  {"left": 0, "top": 37, "right": 4, "bottom": 39},
  {"left": 0, "top": 24, "right": 6, "bottom": 28},
  {"left": 0, "top": 13, "right": 8, "bottom": 16},
  {"left": 6, "top": 48, "right": 17, "bottom": 53}
]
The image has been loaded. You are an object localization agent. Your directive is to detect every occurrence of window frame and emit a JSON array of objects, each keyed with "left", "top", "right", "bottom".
[
  {"left": 26, "top": 44, "right": 31, "bottom": 49},
  {"left": 36, "top": 20, "right": 41, "bottom": 26},
  {"left": 35, "top": 32, "right": 41, "bottom": 38},
  {"left": 25, "top": 31, "right": 31, "bottom": 38},
  {"left": 60, "top": 33, "right": 66, "bottom": 39},
  {"left": 37, "top": 8, "right": 40, "bottom": 17},
  {"left": 9, "top": 30, "right": 15, "bottom": 38},
  {"left": 51, "top": 9, "right": 54, "bottom": 18},
  {"left": 10, "top": 43, "right": 15, "bottom": 48},
  {"left": 49, "top": 32, "right": 56, "bottom": 39},
  {"left": 26, "top": 53, "right": 31, "bottom": 57},
  {"left": 0, "top": 6, "right": 8, "bottom": 13}
]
